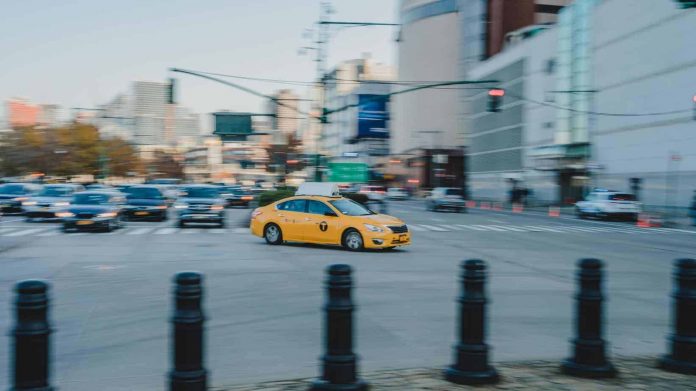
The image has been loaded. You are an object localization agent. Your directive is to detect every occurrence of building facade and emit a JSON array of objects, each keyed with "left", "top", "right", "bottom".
[
  {"left": 133, "top": 81, "right": 168, "bottom": 146},
  {"left": 322, "top": 57, "right": 394, "bottom": 160},
  {"left": 6, "top": 98, "right": 40, "bottom": 128}
]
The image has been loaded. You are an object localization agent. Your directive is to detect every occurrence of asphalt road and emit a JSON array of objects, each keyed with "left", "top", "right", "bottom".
[{"left": 1, "top": 201, "right": 695, "bottom": 390}]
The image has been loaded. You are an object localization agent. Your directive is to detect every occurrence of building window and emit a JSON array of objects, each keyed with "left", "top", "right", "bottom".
[{"left": 545, "top": 58, "right": 556, "bottom": 74}]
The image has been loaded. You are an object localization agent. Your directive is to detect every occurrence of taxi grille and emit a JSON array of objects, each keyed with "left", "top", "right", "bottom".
[{"left": 388, "top": 225, "right": 408, "bottom": 234}]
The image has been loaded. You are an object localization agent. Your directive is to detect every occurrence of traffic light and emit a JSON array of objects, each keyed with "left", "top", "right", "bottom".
[
  {"left": 675, "top": 0, "right": 696, "bottom": 8},
  {"left": 167, "top": 78, "right": 177, "bottom": 104},
  {"left": 487, "top": 88, "right": 505, "bottom": 113}
]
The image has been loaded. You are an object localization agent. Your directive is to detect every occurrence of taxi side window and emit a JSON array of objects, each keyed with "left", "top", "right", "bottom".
[
  {"left": 307, "top": 200, "right": 333, "bottom": 215},
  {"left": 277, "top": 199, "right": 307, "bottom": 212}
]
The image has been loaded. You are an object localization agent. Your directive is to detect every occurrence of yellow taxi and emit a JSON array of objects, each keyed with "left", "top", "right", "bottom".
[{"left": 250, "top": 183, "right": 410, "bottom": 251}]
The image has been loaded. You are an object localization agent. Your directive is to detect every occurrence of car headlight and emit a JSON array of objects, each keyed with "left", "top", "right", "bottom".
[
  {"left": 54, "top": 202, "right": 70, "bottom": 207},
  {"left": 211, "top": 205, "right": 224, "bottom": 211},
  {"left": 97, "top": 212, "right": 117, "bottom": 218},
  {"left": 174, "top": 203, "right": 188, "bottom": 209},
  {"left": 155, "top": 205, "right": 168, "bottom": 210},
  {"left": 22, "top": 201, "right": 37, "bottom": 206},
  {"left": 13, "top": 197, "right": 28, "bottom": 202},
  {"left": 56, "top": 212, "right": 75, "bottom": 218},
  {"left": 364, "top": 223, "right": 384, "bottom": 232}
]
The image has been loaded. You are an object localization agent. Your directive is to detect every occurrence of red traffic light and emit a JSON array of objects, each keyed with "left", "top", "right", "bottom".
[{"left": 488, "top": 88, "right": 505, "bottom": 97}]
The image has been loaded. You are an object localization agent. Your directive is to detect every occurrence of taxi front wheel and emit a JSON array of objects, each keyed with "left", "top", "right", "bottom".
[
  {"left": 342, "top": 229, "right": 364, "bottom": 251},
  {"left": 264, "top": 223, "right": 283, "bottom": 245}
]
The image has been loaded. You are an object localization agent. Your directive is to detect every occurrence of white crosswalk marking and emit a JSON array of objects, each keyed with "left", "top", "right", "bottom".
[
  {"left": 472, "top": 225, "right": 507, "bottom": 232},
  {"left": 419, "top": 224, "right": 448, "bottom": 232},
  {"left": 558, "top": 226, "right": 601, "bottom": 233},
  {"left": 209, "top": 229, "right": 227, "bottom": 234},
  {"left": 0, "top": 228, "right": 17, "bottom": 235},
  {"left": 407, "top": 224, "right": 427, "bottom": 232},
  {"left": 154, "top": 228, "right": 178, "bottom": 235},
  {"left": 4, "top": 228, "right": 46, "bottom": 237},
  {"left": 182, "top": 228, "right": 202, "bottom": 234},
  {"left": 126, "top": 228, "right": 154, "bottom": 235},
  {"left": 233, "top": 227, "right": 249, "bottom": 234},
  {"left": 488, "top": 225, "right": 528, "bottom": 232},
  {"left": 438, "top": 224, "right": 462, "bottom": 230},
  {"left": 525, "top": 226, "right": 564, "bottom": 232},
  {"left": 456, "top": 225, "right": 488, "bottom": 231}
]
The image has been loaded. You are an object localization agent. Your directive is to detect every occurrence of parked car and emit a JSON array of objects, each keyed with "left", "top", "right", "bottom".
[
  {"left": 359, "top": 185, "right": 386, "bottom": 201},
  {"left": 0, "top": 183, "right": 42, "bottom": 214},
  {"left": 387, "top": 187, "right": 409, "bottom": 200},
  {"left": 60, "top": 190, "right": 126, "bottom": 232},
  {"left": 575, "top": 190, "right": 641, "bottom": 221},
  {"left": 121, "top": 185, "right": 169, "bottom": 221},
  {"left": 425, "top": 187, "right": 466, "bottom": 212},
  {"left": 23, "top": 183, "right": 85, "bottom": 221},
  {"left": 175, "top": 185, "right": 226, "bottom": 228},
  {"left": 219, "top": 185, "right": 254, "bottom": 208}
]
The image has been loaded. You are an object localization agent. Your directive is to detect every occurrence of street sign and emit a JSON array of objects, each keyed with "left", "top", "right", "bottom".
[{"left": 327, "top": 162, "right": 368, "bottom": 183}]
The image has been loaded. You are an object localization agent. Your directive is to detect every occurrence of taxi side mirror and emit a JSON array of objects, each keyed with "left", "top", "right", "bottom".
[{"left": 324, "top": 211, "right": 338, "bottom": 217}]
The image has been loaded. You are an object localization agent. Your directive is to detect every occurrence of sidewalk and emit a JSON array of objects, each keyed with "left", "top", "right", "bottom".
[{"left": 216, "top": 356, "right": 693, "bottom": 390}]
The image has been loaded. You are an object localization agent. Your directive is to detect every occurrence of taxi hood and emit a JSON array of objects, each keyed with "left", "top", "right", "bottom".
[{"left": 359, "top": 214, "right": 403, "bottom": 225}]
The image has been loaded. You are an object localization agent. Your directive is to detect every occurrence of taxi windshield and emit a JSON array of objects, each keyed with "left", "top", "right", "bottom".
[{"left": 329, "top": 199, "right": 373, "bottom": 216}]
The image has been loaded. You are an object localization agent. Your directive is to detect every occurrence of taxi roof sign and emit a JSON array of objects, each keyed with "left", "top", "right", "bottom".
[{"left": 296, "top": 182, "right": 341, "bottom": 197}]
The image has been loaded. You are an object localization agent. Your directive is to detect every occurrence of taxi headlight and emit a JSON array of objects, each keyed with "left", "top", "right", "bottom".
[
  {"left": 155, "top": 205, "right": 168, "bottom": 210},
  {"left": 22, "top": 201, "right": 37, "bottom": 206},
  {"left": 56, "top": 212, "right": 75, "bottom": 218},
  {"left": 54, "top": 202, "right": 70, "bottom": 207},
  {"left": 211, "top": 204, "right": 224, "bottom": 211},
  {"left": 364, "top": 223, "right": 384, "bottom": 233},
  {"left": 97, "top": 212, "right": 117, "bottom": 218}
]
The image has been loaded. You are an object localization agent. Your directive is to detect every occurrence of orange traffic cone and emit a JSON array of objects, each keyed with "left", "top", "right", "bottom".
[
  {"left": 481, "top": 202, "right": 491, "bottom": 210},
  {"left": 636, "top": 213, "right": 650, "bottom": 228},
  {"left": 493, "top": 202, "right": 502, "bottom": 211},
  {"left": 466, "top": 200, "right": 476, "bottom": 209},
  {"left": 549, "top": 206, "right": 561, "bottom": 217},
  {"left": 512, "top": 203, "right": 524, "bottom": 213}
]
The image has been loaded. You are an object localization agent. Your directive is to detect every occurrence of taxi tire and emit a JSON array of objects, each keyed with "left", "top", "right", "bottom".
[
  {"left": 342, "top": 229, "right": 364, "bottom": 252},
  {"left": 264, "top": 223, "right": 283, "bottom": 245}
]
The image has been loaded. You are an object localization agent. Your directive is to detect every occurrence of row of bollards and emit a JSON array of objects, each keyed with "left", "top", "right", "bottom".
[{"left": 9, "top": 259, "right": 696, "bottom": 390}]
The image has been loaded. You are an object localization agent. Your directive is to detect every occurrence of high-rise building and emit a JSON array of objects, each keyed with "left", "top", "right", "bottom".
[
  {"left": 267, "top": 89, "right": 300, "bottom": 137},
  {"left": 175, "top": 107, "right": 200, "bottom": 145},
  {"left": 6, "top": 98, "right": 40, "bottom": 128},
  {"left": 133, "top": 81, "right": 167, "bottom": 146}
]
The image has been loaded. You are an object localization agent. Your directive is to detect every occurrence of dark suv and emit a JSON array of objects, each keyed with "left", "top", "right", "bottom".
[
  {"left": 122, "top": 185, "right": 169, "bottom": 221},
  {"left": 175, "top": 185, "right": 226, "bottom": 228}
]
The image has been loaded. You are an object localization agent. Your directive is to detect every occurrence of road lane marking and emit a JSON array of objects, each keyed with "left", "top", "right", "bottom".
[
  {"left": 525, "top": 226, "right": 564, "bottom": 232},
  {"left": 438, "top": 224, "right": 462, "bottom": 230},
  {"left": 209, "top": 229, "right": 227, "bottom": 234},
  {"left": 419, "top": 224, "right": 448, "bottom": 232},
  {"left": 37, "top": 230, "right": 60, "bottom": 237},
  {"left": 4, "top": 228, "right": 46, "bottom": 237},
  {"left": 0, "top": 228, "right": 17, "bottom": 235},
  {"left": 232, "top": 227, "right": 249, "bottom": 234},
  {"left": 181, "top": 228, "right": 202, "bottom": 234},
  {"left": 154, "top": 228, "right": 178, "bottom": 235},
  {"left": 488, "top": 225, "right": 527, "bottom": 232}
]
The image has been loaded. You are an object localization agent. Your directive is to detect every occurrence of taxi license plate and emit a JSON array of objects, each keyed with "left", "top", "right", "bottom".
[
  {"left": 398, "top": 234, "right": 408, "bottom": 242},
  {"left": 135, "top": 211, "right": 149, "bottom": 216},
  {"left": 77, "top": 220, "right": 94, "bottom": 226}
]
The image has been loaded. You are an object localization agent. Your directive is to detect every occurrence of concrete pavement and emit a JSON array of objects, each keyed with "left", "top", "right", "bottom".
[{"left": 0, "top": 201, "right": 694, "bottom": 390}]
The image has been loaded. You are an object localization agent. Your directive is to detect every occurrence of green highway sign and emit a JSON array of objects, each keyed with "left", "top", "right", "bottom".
[{"left": 327, "top": 162, "right": 368, "bottom": 183}]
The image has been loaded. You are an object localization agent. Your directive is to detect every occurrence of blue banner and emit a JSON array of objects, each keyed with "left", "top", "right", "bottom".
[{"left": 357, "top": 94, "right": 389, "bottom": 139}]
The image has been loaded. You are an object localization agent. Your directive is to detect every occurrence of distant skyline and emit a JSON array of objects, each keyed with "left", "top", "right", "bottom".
[{"left": 0, "top": 0, "right": 398, "bottom": 130}]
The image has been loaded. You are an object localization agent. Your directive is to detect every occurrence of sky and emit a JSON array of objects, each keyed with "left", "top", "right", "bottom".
[{"left": 0, "top": 0, "right": 398, "bottom": 129}]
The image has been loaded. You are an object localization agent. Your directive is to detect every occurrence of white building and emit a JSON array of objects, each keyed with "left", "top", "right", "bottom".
[
  {"left": 590, "top": 0, "right": 696, "bottom": 209},
  {"left": 267, "top": 89, "right": 300, "bottom": 137},
  {"left": 133, "top": 81, "right": 167, "bottom": 146}
]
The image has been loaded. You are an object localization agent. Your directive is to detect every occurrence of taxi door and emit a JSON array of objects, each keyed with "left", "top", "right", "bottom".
[
  {"left": 274, "top": 199, "right": 307, "bottom": 241},
  {"left": 302, "top": 200, "right": 341, "bottom": 244}
]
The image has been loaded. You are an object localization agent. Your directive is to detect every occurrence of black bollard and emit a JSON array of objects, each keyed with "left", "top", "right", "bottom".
[
  {"left": 444, "top": 259, "right": 499, "bottom": 385},
  {"left": 659, "top": 258, "right": 696, "bottom": 374},
  {"left": 12, "top": 280, "right": 53, "bottom": 391},
  {"left": 169, "top": 272, "right": 207, "bottom": 391},
  {"left": 561, "top": 258, "right": 616, "bottom": 378},
  {"left": 310, "top": 264, "right": 367, "bottom": 391}
]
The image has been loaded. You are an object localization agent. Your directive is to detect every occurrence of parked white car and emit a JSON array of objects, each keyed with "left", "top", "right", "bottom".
[
  {"left": 575, "top": 190, "right": 641, "bottom": 221},
  {"left": 359, "top": 185, "right": 386, "bottom": 201},
  {"left": 387, "top": 187, "right": 409, "bottom": 200}
]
